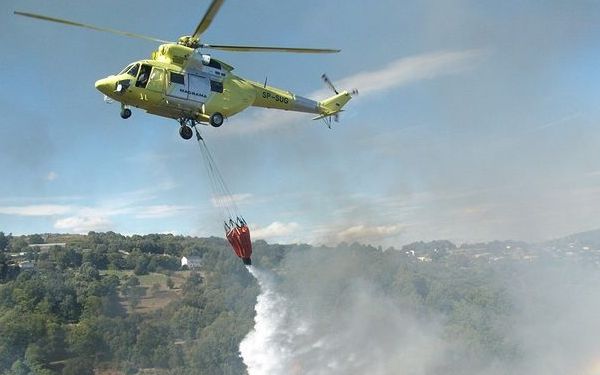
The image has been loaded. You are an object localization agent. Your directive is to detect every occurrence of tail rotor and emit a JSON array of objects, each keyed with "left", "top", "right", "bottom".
[
  {"left": 321, "top": 73, "right": 339, "bottom": 95},
  {"left": 319, "top": 74, "right": 358, "bottom": 127}
]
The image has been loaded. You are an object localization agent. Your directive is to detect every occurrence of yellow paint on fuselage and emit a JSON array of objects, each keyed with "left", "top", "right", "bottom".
[
  {"left": 204, "top": 76, "right": 256, "bottom": 119},
  {"left": 250, "top": 81, "right": 296, "bottom": 111},
  {"left": 95, "top": 42, "right": 351, "bottom": 125}
]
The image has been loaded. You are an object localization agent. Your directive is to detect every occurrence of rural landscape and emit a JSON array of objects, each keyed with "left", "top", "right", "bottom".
[
  {"left": 2, "top": 1, "right": 600, "bottom": 374},
  {"left": 2, "top": 230, "right": 600, "bottom": 374}
]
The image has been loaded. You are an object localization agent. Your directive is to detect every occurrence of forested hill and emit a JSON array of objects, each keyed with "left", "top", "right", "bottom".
[{"left": 0, "top": 231, "right": 599, "bottom": 374}]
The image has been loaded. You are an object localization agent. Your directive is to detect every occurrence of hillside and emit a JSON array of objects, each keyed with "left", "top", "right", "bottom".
[{"left": 1, "top": 230, "right": 600, "bottom": 374}]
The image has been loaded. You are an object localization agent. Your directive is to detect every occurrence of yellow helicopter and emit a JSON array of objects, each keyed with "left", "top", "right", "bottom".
[{"left": 14, "top": 0, "right": 356, "bottom": 140}]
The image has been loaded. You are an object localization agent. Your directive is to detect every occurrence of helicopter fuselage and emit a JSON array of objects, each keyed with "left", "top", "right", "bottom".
[{"left": 94, "top": 43, "right": 335, "bottom": 125}]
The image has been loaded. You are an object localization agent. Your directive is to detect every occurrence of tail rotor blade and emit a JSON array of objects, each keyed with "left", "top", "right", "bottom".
[{"left": 321, "top": 74, "right": 339, "bottom": 94}]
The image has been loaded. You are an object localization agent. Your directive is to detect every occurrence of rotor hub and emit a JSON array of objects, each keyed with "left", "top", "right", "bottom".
[{"left": 178, "top": 36, "right": 200, "bottom": 49}]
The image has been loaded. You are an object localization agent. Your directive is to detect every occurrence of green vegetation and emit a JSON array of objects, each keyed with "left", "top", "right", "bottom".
[
  {"left": 0, "top": 230, "right": 563, "bottom": 374},
  {"left": 0, "top": 232, "right": 257, "bottom": 374}
]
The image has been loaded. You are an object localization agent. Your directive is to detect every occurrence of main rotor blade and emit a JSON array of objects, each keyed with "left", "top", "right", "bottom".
[
  {"left": 192, "top": 0, "right": 225, "bottom": 39},
  {"left": 14, "top": 11, "right": 172, "bottom": 44},
  {"left": 200, "top": 44, "right": 340, "bottom": 54}
]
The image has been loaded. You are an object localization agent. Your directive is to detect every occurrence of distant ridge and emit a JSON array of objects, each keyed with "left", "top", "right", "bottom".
[{"left": 548, "top": 228, "right": 600, "bottom": 247}]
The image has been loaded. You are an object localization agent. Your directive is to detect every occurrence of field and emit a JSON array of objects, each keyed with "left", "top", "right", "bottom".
[{"left": 101, "top": 270, "right": 191, "bottom": 314}]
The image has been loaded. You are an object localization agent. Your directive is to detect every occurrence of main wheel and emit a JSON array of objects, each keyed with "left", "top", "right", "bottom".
[
  {"left": 179, "top": 125, "right": 193, "bottom": 140},
  {"left": 120, "top": 108, "right": 132, "bottom": 119},
  {"left": 209, "top": 112, "right": 224, "bottom": 127}
]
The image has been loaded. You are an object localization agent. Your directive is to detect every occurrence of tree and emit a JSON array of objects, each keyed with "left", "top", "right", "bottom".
[
  {"left": 122, "top": 276, "right": 146, "bottom": 310},
  {"left": 166, "top": 277, "right": 175, "bottom": 290},
  {"left": 123, "top": 275, "right": 140, "bottom": 288},
  {"left": 107, "top": 252, "right": 127, "bottom": 270},
  {"left": 8, "top": 237, "right": 28, "bottom": 253},
  {"left": 28, "top": 234, "right": 44, "bottom": 245},
  {"left": 78, "top": 263, "right": 100, "bottom": 282},
  {"left": 83, "top": 249, "right": 109, "bottom": 270},
  {"left": 133, "top": 323, "right": 170, "bottom": 367},
  {"left": 63, "top": 358, "right": 94, "bottom": 375},
  {"left": 53, "top": 248, "right": 82, "bottom": 269},
  {"left": 68, "top": 321, "right": 104, "bottom": 359},
  {"left": 0, "top": 232, "right": 9, "bottom": 252},
  {"left": 133, "top": 256, "right": 149, "bottom": 275},
  {"left": 0, "top": 252, "right": 7, "bottom": 281},
  {"left": 6, "top": 359, "right": 31, "bottom": 375}
]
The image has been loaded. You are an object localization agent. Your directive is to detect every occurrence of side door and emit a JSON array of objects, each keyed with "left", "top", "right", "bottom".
[
  {"left": 146, "top": 67, "right": 165, "bottom": 93},
  {"left": 166, "top": 71, "right": 188, "bottom": 100},
  {"left": 187, "top": 73, "right": 211, "bottom": 103}
]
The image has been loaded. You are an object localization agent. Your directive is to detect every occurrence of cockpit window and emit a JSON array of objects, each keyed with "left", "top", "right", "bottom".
[
  {"left": 125, "top": 64, "right": 140, "bottom": 77},
  {"left": 118, "top": 64, "right": 140, "bottom": 76},
  {"left": 118, "top": 64, "right": 133, "bottom": 75}
]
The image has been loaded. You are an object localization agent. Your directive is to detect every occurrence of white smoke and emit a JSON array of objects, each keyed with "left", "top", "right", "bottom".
[
  {"left": 239, "top": 263, "right": 449, "bottom": 375},
  {"left": 240, "top": 249, "right": 600, "bottom": 375}
]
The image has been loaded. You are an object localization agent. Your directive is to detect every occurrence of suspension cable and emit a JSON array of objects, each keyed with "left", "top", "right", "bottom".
[{"left": 194, "top": 128, "right": 240, "bottom": 221}]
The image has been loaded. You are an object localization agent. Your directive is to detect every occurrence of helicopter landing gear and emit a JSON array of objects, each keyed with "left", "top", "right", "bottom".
[
  {"left": 179, "top": 125, "right": 193, "bottom": 140},
  {"left": 178, "top": 118, "right": 195, "bottom": 140},
  {"left": 120, "top": 105, "right": 131, "bottom": 119},
  {"left": 209, "top": 112, "right": 224, "bottom": 127}
]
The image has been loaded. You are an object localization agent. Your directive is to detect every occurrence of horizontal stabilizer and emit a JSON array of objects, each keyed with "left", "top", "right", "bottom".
[{"left": 312, "top": 110, "right": 344, "bottom": 121}]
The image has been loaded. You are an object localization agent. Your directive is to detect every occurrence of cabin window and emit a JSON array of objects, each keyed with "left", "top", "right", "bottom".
[
  {"left": 207, "top": 60, "right": 221, "bottom": 70},
  {"left": 126, "top": 64, "right": 139, "bottom": 77},
  {"left": 146, "top": 67, "right": 165, "bottom": 93},
  {"left": 210, "top": 80, "right": 223, "bottom": 93},
  {"left": 170, "top": 72, "right": 185, "bottom": 85},
  {"left": 135, "top": 64, "right": 153, "bottom": 88}
]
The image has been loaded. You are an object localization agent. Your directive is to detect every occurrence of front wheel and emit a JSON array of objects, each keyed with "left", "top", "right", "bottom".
[
  {"left": 209, "top": 112, "right": 224, "bottom": 127},
  {"left": 179, "top": 125, "right": 193, "bottom": 140},
  {"left": 120, "top": 108, "right": 132, "bottom": 119}
]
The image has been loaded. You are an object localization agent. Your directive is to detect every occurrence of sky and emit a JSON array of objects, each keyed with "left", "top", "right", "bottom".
[{"left": 1, "top": 0, "right": 600, "bottom": 247}]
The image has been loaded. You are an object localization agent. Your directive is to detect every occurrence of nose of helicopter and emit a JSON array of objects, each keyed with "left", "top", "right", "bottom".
[{"left": 95, "top": 77, "right": 113, "bottom": 95}]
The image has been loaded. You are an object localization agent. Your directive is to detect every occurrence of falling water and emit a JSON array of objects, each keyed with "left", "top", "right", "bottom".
[{"left": 239, "top": 266, "right": 296, "bottom": 374}]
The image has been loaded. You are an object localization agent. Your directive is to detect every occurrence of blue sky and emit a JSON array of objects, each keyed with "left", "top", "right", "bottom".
[{"left": 1, "top": 0, "right": 600, "bottom": 246}]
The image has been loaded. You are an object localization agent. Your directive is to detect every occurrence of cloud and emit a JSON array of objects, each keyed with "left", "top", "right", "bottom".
[
  {"left": 45, "top": 171, "right": 58, "bottom": 181},
  {"left": 219, "top": 49, "right": 487, "bottom": 136},
  {"left": 337, "top": 224, "right": 405, "bottom": 242},
  {"left": 0, "top": 183, "right": 196, "bottom": 234},
  {"left": 317, "top": 49, "right": 487, "bottom": 98},
  {"left": 54, "top": 215, "right": 113, "bottom": 233},
  {"left": 0, "top": 204, "right": 73, "bottom": 216},
  {"left": 252, "top": 222, "right": 300, "bottom": 240},
  {"left": 133, "top": 205, "right": 194, "bottom": 219},
  {"left": 0, "top": 195, "right": 84, "bottom": 204}
]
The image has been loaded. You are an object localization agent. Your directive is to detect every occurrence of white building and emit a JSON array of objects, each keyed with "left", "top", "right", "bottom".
[
  {"left": 181, "top": 256, "right": 202, "bottom": 269},
  {"left": 18, "top": 261, "right": 35, "bottom": 270}
]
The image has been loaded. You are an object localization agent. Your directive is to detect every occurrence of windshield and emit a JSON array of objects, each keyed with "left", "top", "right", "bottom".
[
  {"left": 118, "top": 64, "right": 133, "bottom": 75},
  {"left": 118, "top": 63, "right": 140, "bottom": 77}
]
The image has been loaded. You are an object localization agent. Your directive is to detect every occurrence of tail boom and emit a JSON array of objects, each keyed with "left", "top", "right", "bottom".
[{"left": 249, "top": 81, "right": 352, "bottom": 118}]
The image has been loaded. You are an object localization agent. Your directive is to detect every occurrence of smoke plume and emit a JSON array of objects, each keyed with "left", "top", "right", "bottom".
[
  {"left": 240, "top": 244, "right": 600, "bottom": 375},
  {"left": 240, "top": 251, "right": 451, "bottom": 375}
]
